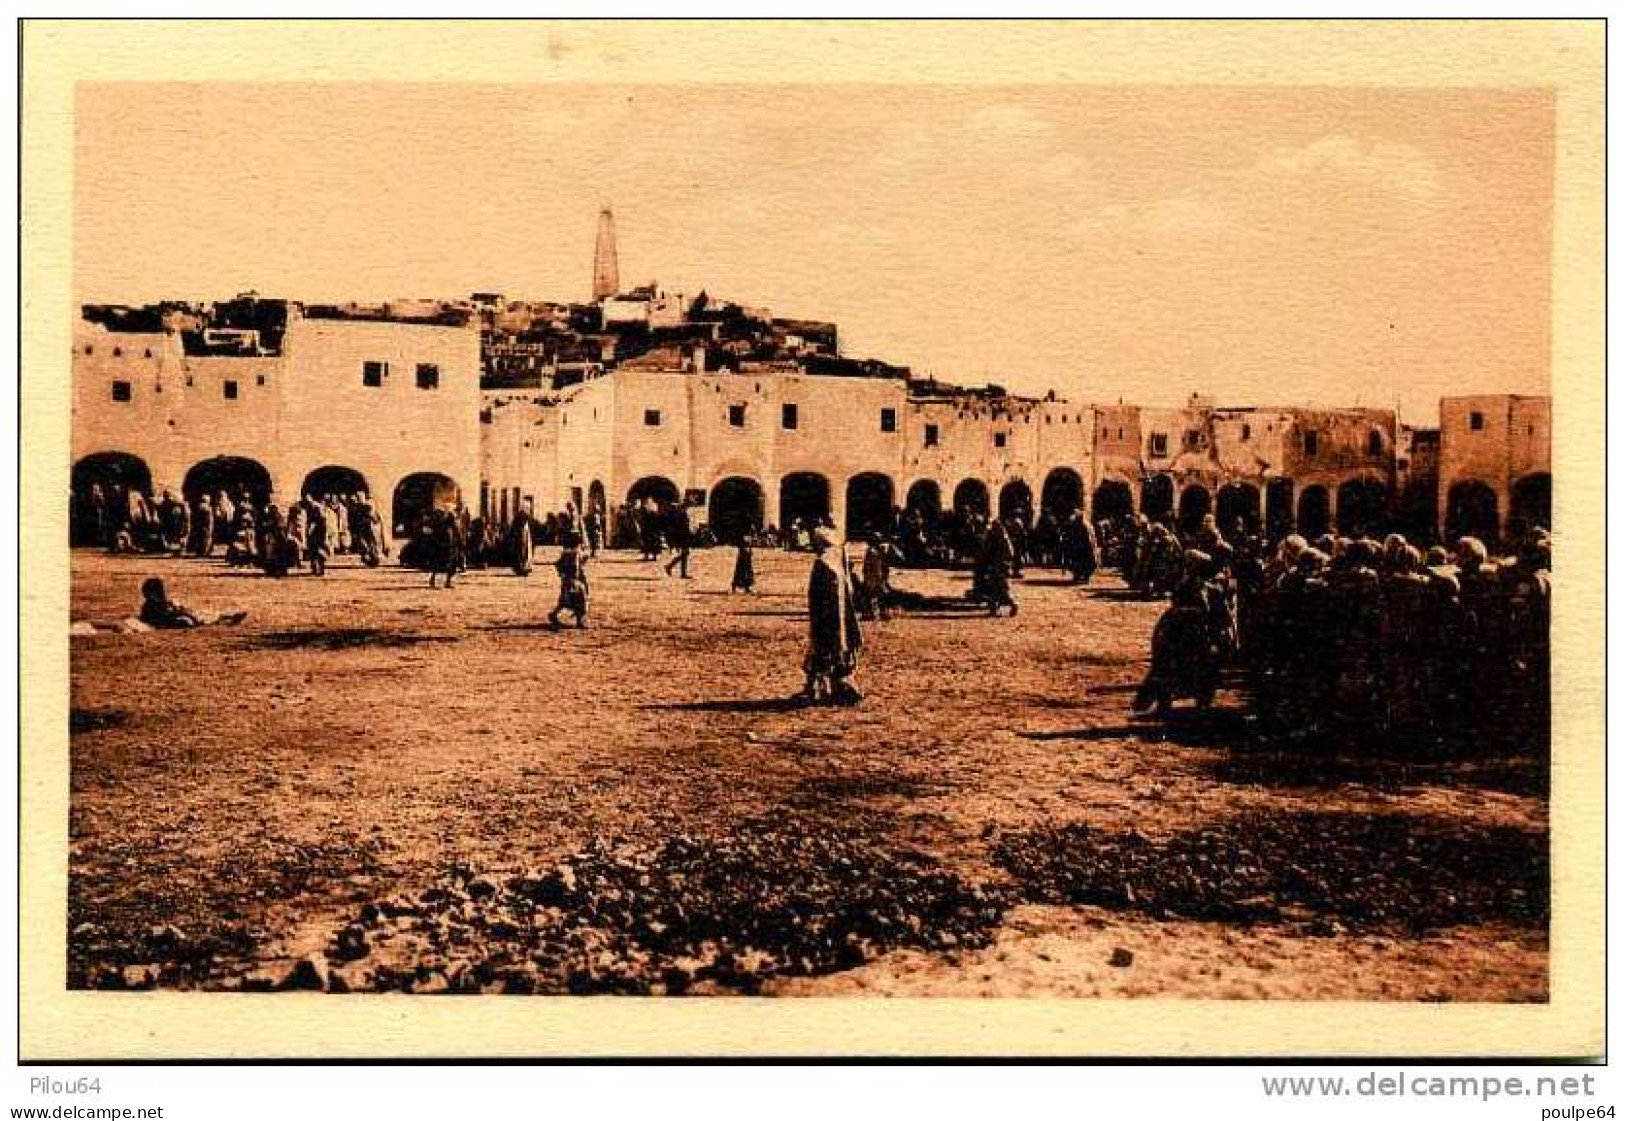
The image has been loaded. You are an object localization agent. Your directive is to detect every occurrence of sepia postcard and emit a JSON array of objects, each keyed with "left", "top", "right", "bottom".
[{"left": 18, "top": 19, "right": 1604, "bottom": 1059}]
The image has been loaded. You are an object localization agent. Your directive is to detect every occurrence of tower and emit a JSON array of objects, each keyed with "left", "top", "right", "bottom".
[{"left": 591, "top": 205, "right": 619, "bottom": 302}]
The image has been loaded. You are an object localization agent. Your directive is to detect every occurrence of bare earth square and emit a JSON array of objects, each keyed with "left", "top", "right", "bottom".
[{"left": 68, "top": 546, "right": 1547, "bottom": 1000}]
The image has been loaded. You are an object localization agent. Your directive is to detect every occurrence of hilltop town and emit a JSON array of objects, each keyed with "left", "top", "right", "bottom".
[{"left": 72, "top": 209, "right": 1549, "bottom": 552}]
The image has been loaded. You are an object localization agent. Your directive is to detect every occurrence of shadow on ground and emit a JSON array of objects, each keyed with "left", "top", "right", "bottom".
[
  {"left": 639, "top": 696, "right": 809, "bottom": 714},
  {"left": 70, "top": 708, "right": 130, "bottom": 735},
  {"left": 238, "top": 628, "right": 460, "bottom": 652},
  {"left": 1022, "top": 706, "right": 1547, "bottom": 797}
]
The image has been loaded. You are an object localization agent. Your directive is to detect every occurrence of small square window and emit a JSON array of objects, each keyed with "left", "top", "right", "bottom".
[
  {"left": 728, "top": 403, "right": 746, "bottom": 427},
  {"left": 223, "top": 380, "right": 239, "bottom": 400},
  {"left": 644, "top": 409, "right": 661, "bottom": 427},
  {"left": 924, "top": 423, "right": 939, "bottom": 448},
  {"left": 110, "top": 380, "right": 131, "bottom": 402},
  {"left": 994, "top": 432, "right": 1007, "bottom": 449},
  {"left": 1469, "top": 411, "right": 1484, "bottom": 431},
  {"left": 880, "top": 407, "right": 897, "bottom": 433},
  {"left": 1149, "top": 433, "right": 1168, "bottom": 457},
  {"left": 1241, "top": 423, "right": 1251, "bottom": 441},
  {"left": 112, "top": 347, "right": 123, "bottom": 358},
  {"left": 257, "top": 374, "right": 266, "bottom": 386},
  {"left": 143, "top": 349, "right": 153, "bottom": 359},
  {"left": 1367, "top": 430, "right": 1383, "bottom": 455},
  {"left": 781, "top": 403, "right": 798, "bottom": 430},
  {"left": 83, "top": 344, "right": 94, "bottom": 356},
  {"left": 362, "top": 360, "right": 387, "bottom": 387},
  {"left": 1304, "top": 431, "right": 1319, "bottom": 456},
  {"left": 416, "top": 363, "right": 440, "bottom": 390},
  {"left": 185, "top": 375, "right": 194, "bottom": 387}
]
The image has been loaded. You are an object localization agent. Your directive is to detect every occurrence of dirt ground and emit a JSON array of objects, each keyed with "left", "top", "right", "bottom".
[{"left": 66, "top": 545, "right": 1548, "bottom": 1000}]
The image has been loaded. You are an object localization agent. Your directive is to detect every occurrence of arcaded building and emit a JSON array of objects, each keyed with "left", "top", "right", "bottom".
[
  {"left": 1090, "top": 397, "right": 1400, "bottom": 541},
  {"left": 479, "top": 357, "right": 1097, "bottom": 542},
  {"left": 71, "top": 305, "right": 482, "bottom": 539},
  {"left": 1438, "top": 394, "right": 1553, "bottom": 545},
  {"left": 71, "top": 294, "right": 1550, "bottom": 549}
]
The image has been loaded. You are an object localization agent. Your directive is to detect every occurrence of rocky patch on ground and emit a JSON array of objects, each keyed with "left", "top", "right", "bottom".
[
  {"left": 993, "top": 809, "right": 1548, "bottom": 932},
  {"left": 71, "top": 920, "right": 264, "bottom": 990},
  {"left": 299, "top": 821, "right": 1005, "bottom": 995}
]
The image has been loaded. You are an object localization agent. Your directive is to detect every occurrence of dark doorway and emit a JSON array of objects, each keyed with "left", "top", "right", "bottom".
[
  {"left": 708, "top": 476, "right": 765, "bottom": 544},
  {"left": 953, "top": 478, "right": 990, "bottom": 518},
  {"left": 780, "top": 472, "right": 832, "bottom": 530},
  {"left": 72, "top": 452, "right": 153, "bottom": 546},
  {"left": 1265, "top": 478, "right": 1295, "bottom": 541},
  {"left": 1297, "top": 485, "right": 1331, "bottom": 540},
  {"left": 392, "top": 472, "right": 460, "bottom": 538},
  {"left": 1508, "top": 473, "right": 1551, "bottom": 538},
  {"left": 1142, "top": 474, "right": 1175, "bottom": 523},
  {"left": 1091, "top": 479, "right": 1134, "bottom": 526},
  {"left": 998, "top": 479, "right": 1034, "bottom": 528},
  {"left": 1216, "top": 483, "right": 1261, "bottom": 536},
  {"left": 1040, "top": 468, "right": 1085, "bottom": 521},
  {"left": 1177, "top": 484, "right": 1212, "bottom": 537},
  {"left": 1336, "top": 477, "right": 1389, "bottom": 538},
  {"left": 301, "top": 465, "right": 371, "bottom": 501},
  {"left": 183, "top": 456, "right": 273, "bottom": 508},
  {"left": 627, "top": 475, "right": 681, "bottom": 508},
  {"left": 845, "top": 472, "right": 896, "bottom": 541},
  {"left": 1445, "top": 480, "right": 1501, "bottom": 548},
  {"left": 905, "top": 479, "right": 942, "bottom": 518}
]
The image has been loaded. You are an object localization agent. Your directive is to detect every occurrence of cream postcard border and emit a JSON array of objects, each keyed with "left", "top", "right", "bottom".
[{"left": 19, "top": 18, "right": 1605, "bottom": 1058}]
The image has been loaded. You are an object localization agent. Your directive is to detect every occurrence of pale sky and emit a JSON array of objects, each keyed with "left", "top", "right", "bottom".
[{"left": 75, "top": 84, "right": 1553, "bottom": 423}]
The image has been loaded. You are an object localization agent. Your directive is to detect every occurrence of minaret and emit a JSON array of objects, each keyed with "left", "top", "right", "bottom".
[{"left": 591, "top": 205, "right": 619, "bottom": 302}]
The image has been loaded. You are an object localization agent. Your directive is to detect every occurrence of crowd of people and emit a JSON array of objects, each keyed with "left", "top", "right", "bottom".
[
  {"left": 74, "top": 478, "right": 1552, "bottom": 736},
  {"left": 74, "top": 482, "right": 391, "bottom": 575},
  {"left": 1127, "top": 511, "right": 1552, "bottom": 750},
  {"left": 463, "top": 504, "right": 606, "bottom": 575},
  {"left": 887, "top": 505, "right": 1101, "bottom": 578}
]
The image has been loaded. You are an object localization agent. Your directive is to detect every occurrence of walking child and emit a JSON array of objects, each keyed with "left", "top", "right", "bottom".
[{"left": 549, "top": 534, "right": 591, "bottom": 629}]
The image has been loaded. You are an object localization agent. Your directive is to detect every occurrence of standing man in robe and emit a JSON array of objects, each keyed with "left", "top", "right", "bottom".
[
  {"left": 584, "top": 506, "right": 604, "bottom": 557},
  {"left": 211, "top": 490, "right": 235, "bottom": 552},
  {"left": 980, "top": 519, "right": 1019, "bottom": 616},
  {"left": 306, "top": 496, "right": 331, "bottom": 577},
  {"left": 803, "top": 526, "right": 863, "bottom": 705},
  {"left": 509, "top": 505, "right": 535, "bottom": 576},
  {"left": 1064, "top": 510, "right": 1099, "bottom": 584},
  {"left": 663, "top": 500, "right": 693, "bottom": 579},
  {"left": 189, "top": 492, "right": 215, "bottom": 558},
  {"left": 353, "top": 494, "right": 387, "bottom": 567}
]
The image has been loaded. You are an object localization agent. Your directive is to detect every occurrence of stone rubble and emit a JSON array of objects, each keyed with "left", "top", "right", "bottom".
[
  {"left": 992, "top": 810, "right": 1548, "bottom": 932},
  {"left": 329, "top": 821, "right": 1007, "bottom": 995}
]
